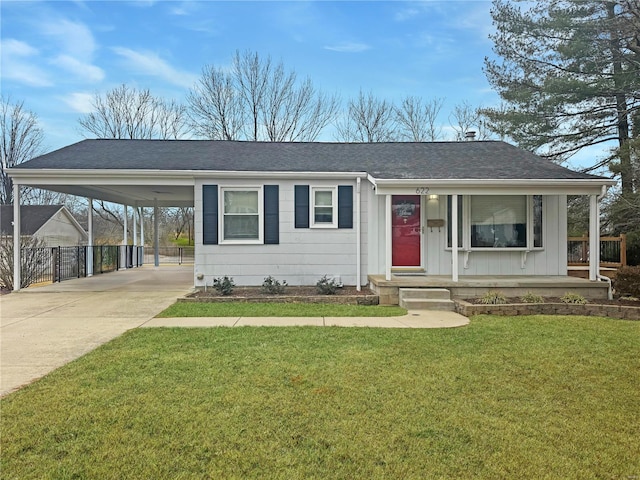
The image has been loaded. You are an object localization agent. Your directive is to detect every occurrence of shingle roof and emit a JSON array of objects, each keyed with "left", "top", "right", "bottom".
[
  {"left": 0, "top": 205, "right": 64, "bottom": 235},
  {"left": 17, "top": 139, "right": 607, "bottom": 181}
]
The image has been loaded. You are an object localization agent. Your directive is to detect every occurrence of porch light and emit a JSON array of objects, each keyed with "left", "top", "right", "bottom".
[{"left": 428, "top": 194, "right": 439, "bottom": 201}]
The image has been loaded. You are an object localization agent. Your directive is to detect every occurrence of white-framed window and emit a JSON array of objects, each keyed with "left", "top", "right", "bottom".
[
  {"left": 221, "top": 187, "right": 263, "bottom": 243},
  {"left": 311, "top": 187, "right": 337, "bottom": 227},
  {"left": 447, "top": 195, "right": 544, "bottom": 250}
]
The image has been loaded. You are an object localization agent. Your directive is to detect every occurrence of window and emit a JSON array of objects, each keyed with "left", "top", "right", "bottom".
[
  {"left": 311, "top": 187, "right": 336, "bottom": 227},
  {"left": 471, "top": 195, "right": 526, "bottom": 248},
  {"left": 446, "top": 194, "right": 544, "bottom": 250},
  {"left": 222, "top": 188, "right": 261, "bottom": 242},
  {"left": 533, "top": 195, "right": 543, "bottom": 248}
]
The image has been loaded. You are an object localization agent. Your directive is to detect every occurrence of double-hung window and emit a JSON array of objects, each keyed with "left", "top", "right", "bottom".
[
  {"left": 222, "top": 187, "right": 262, "bottom": 242},
  {"left": 311, "top": 187, "right": 337, "bottom": 227}
]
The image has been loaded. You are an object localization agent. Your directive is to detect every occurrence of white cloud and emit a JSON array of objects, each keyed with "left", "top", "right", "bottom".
[
  {"left": 395, "top": 8, "right": 420, "bottom": 22},
  {"left": 112, "top": 47, "right": 198, "bottom": 87},
  {"left": 39, "top": 18, "right": 97, "bottom": 61},
  {"left": 324, "top": 42, "right": 371, "bottom": 53},
  {"left": 61, "top": 92, "right": 95, "bottom": 113},
  {"left": 0, "top": 39, "right": 52, "bottom": 87},
  {"left": 53, "top": 55, "right": 105, "bottom": 83}
]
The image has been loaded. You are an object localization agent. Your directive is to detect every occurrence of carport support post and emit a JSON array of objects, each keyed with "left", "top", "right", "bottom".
[
  {"left": 122, "top": 204, "right": 128, "bottom": 269},
  {"left": 140, "top": 207, "right": 145, "bottom": 265},
  {"left": 12, "top": 184, "right": 21, "bottom": 291},
  {"left": 154, "top": 199, "right": 159, "bottom": 267},
  {"left": 133, "top": 205, "right": 138, "bottom": 267},
  {"left": 87, "top": 198, "right": 93, "bottom": 276}
]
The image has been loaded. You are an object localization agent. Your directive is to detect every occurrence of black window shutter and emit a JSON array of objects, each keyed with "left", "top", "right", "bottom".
[
  {"left": 264, "top": 185, "right": 279, "bottom": 244},
  {"left": 294, "top": 185, "right": 309, "bottom": 228},
  {"left": 202, "top": 185, "right": 218, "bottom": 245},
  {"left": 338, "top": 185, "right": 353, "bottom": 229}
]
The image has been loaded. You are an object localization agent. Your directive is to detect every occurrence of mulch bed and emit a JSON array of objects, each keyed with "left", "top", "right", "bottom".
[{"left": 190, "top": 286, "right": 374, "bottom": 299}]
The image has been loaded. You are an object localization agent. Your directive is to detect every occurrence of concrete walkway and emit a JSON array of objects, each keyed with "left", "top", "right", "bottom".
[{"left": 1, "top": 266, "right": 468, "bottom": 397}]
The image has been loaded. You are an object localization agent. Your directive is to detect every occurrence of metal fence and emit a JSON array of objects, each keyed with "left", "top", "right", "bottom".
[
  {"left": 16, "top": 244, "right": 194, "bottom": 288},
  {"left": 143, "top": 246, "right": 194, "bottom": 265}
]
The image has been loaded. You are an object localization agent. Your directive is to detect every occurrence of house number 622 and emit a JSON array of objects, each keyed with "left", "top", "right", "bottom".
[{"left": 415, "top": 187, "right": 430, "bottom": 195}]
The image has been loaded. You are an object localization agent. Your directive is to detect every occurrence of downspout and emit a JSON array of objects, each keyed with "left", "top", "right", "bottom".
[
  {"left": 356, "top": 177, "right": 361, "bottom": 291},
  {"left": 595, "top": 185, "right": 613, "bottom": 300}
]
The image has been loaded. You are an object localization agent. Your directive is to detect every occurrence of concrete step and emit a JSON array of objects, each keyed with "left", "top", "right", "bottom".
[
  {"left": 399, "top": 298, "right": 456, "bottom": 311},
  {"left": 398, "top": 288, "right": 451, "bottom": 300}
]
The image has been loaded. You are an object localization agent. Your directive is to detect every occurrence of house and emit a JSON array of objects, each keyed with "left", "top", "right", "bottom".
[
  {"left": 0, "top": 205, "right": 88, "bottom": 247},
  {"left": 7, "top": 139, "right": 615, "bottom": 300}
]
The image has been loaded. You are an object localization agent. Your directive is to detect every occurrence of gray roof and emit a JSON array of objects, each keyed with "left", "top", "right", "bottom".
[
  {"left": 17, "top": 139, "right": 607, "bottom": 181},
  {"left": 0, "top": 205, "right": 64, "bottom": 235}
]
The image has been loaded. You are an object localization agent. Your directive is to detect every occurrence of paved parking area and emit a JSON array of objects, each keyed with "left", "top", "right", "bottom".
[{"left": 0, "top": 266, "right": 193, "bottom": 397}]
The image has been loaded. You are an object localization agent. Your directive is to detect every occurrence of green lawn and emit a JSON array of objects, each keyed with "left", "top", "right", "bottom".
[
  {"left": 1, "top": 315, "right": 638, "bottom": 479},
  {"left": 157, "top": 301, "right": 407, "bottom": 317}
]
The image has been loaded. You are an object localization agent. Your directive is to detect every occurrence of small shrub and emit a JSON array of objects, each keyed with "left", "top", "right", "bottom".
[
  {"left": 212, "top": 276, "right": 235, "bottom": 296},
  {"left": 521, "top": 292, "right": 544, "bottom": 303},
  {"left": 560, "top": 292, "right": 587, "bottom": 305},
  {"left": 262, "top": 276, "right": 288, "bottom": 295},
  {"left": 316, "top": 275, "right": 339, "bottom": 295},
  {"left": 478, "top": 291, "right": 507, "bottom": 305},
  {"left": 613, "top": 265, "right": 640, "bottom": 298}
]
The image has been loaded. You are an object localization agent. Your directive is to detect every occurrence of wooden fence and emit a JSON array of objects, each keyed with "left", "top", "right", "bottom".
[{"left": 567, "top": 234, "right": 627, "bottom": 267}]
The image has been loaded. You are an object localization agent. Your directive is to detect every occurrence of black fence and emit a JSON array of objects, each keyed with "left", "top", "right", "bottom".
[{"left": 17, "top": 244, "right": 193, "bottom": 288}]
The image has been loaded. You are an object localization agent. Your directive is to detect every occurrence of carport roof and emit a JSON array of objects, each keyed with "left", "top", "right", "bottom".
[{"left": 13, "top": 138, "right": 609, "bottom": 181}]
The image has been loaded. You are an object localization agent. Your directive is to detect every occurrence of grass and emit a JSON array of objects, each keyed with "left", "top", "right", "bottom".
[
  {"left": 1, "top": 315, "right": 638, "bottom": 479},
  {"left": 157, "top": 301, "right": 407, "bottom": 317}
]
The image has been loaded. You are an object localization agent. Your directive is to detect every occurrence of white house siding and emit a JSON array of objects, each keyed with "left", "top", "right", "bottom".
[
  {"left": 369, "top": 193, "right": 568, "bottom": 277},
  {"left": 194, "top": 178, "right": 368, "bottom": 286}
]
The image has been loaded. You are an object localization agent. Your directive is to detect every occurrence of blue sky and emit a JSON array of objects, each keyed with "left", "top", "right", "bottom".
[{"left": 1, "top": 0, "right": 501, "bottom": 151}]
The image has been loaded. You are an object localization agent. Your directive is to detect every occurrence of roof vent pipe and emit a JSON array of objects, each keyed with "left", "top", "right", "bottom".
[{"left": 464, "top": 131, "right": 476, "bottom": 141}]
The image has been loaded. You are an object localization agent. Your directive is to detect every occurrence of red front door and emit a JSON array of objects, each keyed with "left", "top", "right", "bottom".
[{"left": 392, "top": 195, "right": 421, "bottom": 267}]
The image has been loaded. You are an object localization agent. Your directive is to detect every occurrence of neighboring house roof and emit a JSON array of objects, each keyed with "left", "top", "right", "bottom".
[
  {"left": 15, "top": 139, "right": 607, "bottom": 181},
  {"left": 0, "top": 205, "right": 65, "bottom": 235}
]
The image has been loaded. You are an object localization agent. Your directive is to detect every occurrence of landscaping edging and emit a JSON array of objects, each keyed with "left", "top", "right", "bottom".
[
  {"left": 179, "top": 294, "right": 380, "bottom": 306},
  {"left": 454, "top": 299, "right": 640, "bottom": 320}
]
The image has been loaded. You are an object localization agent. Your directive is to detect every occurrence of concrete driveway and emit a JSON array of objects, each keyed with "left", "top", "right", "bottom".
[{"left": 0, "top": 265, "right": 193, "bottom": 397}]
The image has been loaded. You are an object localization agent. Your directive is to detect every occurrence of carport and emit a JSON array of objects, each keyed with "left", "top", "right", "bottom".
[{"left": 7, "top": 140, "right": 196, "bottom": 291}]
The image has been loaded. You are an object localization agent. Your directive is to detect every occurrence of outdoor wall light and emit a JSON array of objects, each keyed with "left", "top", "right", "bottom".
[{"left": 428, "top": 194, "right": 439, "bottom": 201}]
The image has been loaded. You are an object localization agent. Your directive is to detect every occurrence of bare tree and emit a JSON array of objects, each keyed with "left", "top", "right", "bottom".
[
  {"left": 449, "top": 100, "right": 490, "bottom": 141},
  {"left": 78, "top": 85, "right": 188, "bottom": 239},
  {"left": 1, "top": 96, "right": 45, "bottom": 205},
  {"left": 335, "top": 90, "right": 398, "bottom": 142},
  {"left": 396, "top": 96, "right": 445, "bottom": 141},
  {"left": 188, "top": 50, "right": 338, "bottom": 141},
  {"left": 78, "top": 84, "right": 188, "bottom": 140}
]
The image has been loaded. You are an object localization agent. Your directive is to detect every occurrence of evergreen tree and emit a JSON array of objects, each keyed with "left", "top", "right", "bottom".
[{"left": 483, "top": 0, "right": 640, "bottom": 194}]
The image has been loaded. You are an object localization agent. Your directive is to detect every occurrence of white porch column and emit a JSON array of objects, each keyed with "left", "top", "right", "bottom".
[
  {"left": 154, "top": 200, "right": 159, "bottom": 267},
  {"left": 12, "top": 184, "right": 21, "bottom": 291},
  {"left": 356, "top": 177, "right": 361, "bottom": 291},
  {"left": 385, "top": 194, "right": 392, "bottom": 281},
  {"left": 589, "top": 194, "right": 599, "bottom": 281},
  {"left": 451, "top": 194, "right": 459, "bottom": 282},
  {"left": 87, "top": 198, "right": 93, "bottom": 276}
]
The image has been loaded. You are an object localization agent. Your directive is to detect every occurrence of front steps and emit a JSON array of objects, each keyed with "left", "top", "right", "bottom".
[{"left": 399, "top": 288, "right": 455, "bottom": 311}]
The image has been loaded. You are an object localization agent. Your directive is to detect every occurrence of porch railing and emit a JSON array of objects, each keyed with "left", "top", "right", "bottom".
[{"left": 567, "top": 234, "right": 627, "bottom": 267}]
